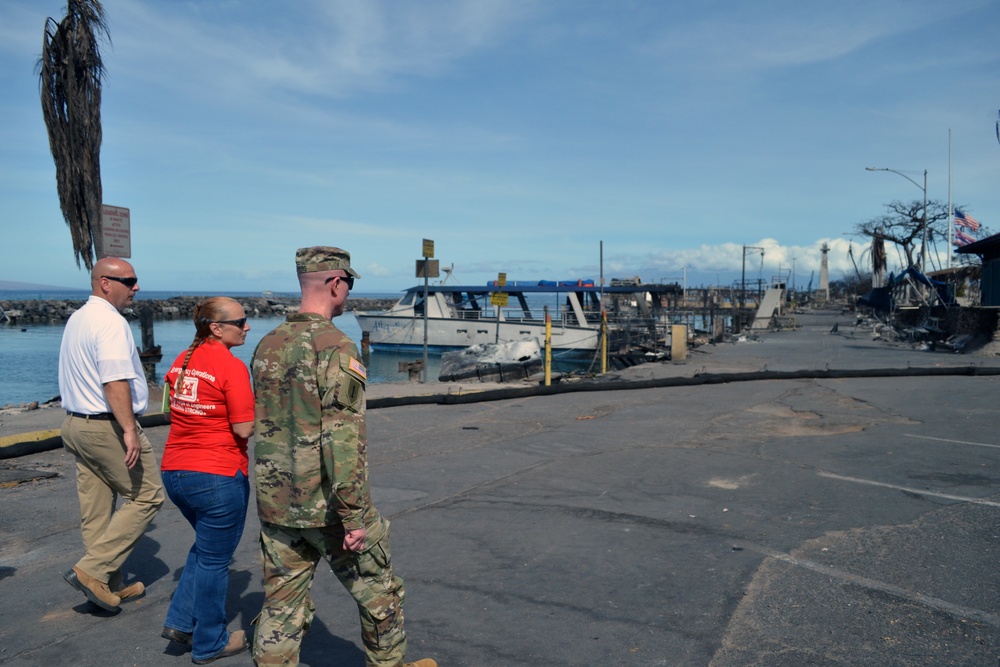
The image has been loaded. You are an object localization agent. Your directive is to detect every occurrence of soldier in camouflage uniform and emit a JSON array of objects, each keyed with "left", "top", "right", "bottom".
[{"left": 251, "top": 247, "right": 436, "bottom": 667}]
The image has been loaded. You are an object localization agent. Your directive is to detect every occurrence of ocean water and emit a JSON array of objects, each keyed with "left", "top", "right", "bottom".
[
  {"left": 0, "top": 289, "right": 400, "bottom": 301},
  {"left": 0, "top": 290, "right": 438, "bottom": 407},
  {"left": 0, "top": 287, "right": 645, "bottom": 406}
]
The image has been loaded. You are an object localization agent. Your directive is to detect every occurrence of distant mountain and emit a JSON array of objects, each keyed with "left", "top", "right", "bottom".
[{"left": 0, "top": 280, "right": 80, "bottom": 291}]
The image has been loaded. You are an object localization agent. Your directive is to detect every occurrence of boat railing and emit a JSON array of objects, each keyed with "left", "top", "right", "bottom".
[
  {"left": 479, "top": 306, "right": 689, "bottom": 339},
  {"left": 493, "top": 307, "right": 667, "bottom": 330},
  {"left": 489, "top": 306, "right": 590, "bottom": 327}
]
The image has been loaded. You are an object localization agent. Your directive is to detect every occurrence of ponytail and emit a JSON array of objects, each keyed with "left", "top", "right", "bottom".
[{"left": 171, "top": 297, "right": 235, "bottom": 395}]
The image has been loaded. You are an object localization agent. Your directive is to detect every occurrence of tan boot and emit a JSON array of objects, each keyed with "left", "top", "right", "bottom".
[
  {"left": 63, "top": 566, "right": 121, "bottom": 612},
  {"left": 113, "top": 581, "right": 145, "bottom": 603},
  {"left": 193, "top": 630, "right": 250, "bottom": 664},
  {"left": 404, "top": 660, "right": 438, "bottom": 667},
  {"left": 108, "top": 571, "right": 146, "bottom": 604}
]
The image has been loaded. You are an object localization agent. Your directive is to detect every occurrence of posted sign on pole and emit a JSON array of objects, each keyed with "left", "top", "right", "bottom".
[
  {"left": 416, "top": 259, "right": 440, "bottom": 278},
  {"left": 97, "top": 205, "right": 131, "bottom": 259},
  {"left": 491, "top": 273, "right": 508, "bottom": 307}
]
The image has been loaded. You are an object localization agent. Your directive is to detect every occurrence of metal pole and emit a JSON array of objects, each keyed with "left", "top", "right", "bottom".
[
  {"left": 599, "top": 240, "right": 604, "bottom": 304},
  {"left": 422, "top": 268, "right": 428, "bottom": 383},
  {"left": 600, "top": 311, "right": 607, "bottom": 375},
  {"left": 600, "top": 240, "right": 606, "bottom": 369},
  {"left": 948, "top": 129, "right": 953, "bottom": 270},
  {"left": 740, "top": 245, "right": 746, "bottom": 333},
  {"left": 544, "top": 307, "right": 551, "bottom": 386},
  {"left": 921, "top": 168, "right": 928, "bottom": 272}
]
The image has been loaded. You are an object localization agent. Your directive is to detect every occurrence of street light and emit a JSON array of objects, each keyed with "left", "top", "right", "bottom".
[{"left": 865, "top": 166, "right": 928, "bottom": 271}]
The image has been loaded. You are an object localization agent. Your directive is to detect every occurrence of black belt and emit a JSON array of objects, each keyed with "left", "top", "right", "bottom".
[{"left": 67, "top": 411, "right": 116, "bottom": 420}]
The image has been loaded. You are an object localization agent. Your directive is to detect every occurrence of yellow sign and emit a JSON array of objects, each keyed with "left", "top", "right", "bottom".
[
  {"left": 422, "top": 239, "right": 434, "bottom": 258},
  {"left": 497, "top": 272, "right": 507, "bottom": 287},
  {"left": 490, "top": 292, "right": 509, "bottom": 307}
]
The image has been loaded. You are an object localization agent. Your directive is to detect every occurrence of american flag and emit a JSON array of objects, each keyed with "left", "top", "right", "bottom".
[
  {"left": 953, "top": 229, "right": 976, "bottom": 247},
  {"left": 954, "top": 209, "right": 981, "bottom": 232}
]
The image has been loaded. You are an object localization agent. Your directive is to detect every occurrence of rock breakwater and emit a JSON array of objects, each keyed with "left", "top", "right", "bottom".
[{"left": 0, "top": 296, "right": 397, "bottom": 325}]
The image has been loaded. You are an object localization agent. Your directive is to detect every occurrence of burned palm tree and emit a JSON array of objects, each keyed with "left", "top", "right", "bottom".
[{"left": 38, "top": 0, "right": 110, "bottom": 270}]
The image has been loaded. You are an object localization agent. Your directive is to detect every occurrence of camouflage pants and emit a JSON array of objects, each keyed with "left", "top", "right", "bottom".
[{"left": 253, "top": 521, "right": 406, "bottom": 667}]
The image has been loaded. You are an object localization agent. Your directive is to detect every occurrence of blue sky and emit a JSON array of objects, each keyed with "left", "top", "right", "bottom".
[{"left": 2, "top": 0, "right": 998, "bottom": 294}]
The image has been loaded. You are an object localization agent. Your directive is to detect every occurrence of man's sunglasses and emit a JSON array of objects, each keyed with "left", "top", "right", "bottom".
[
  {"left": 324, "top": 274, "right": 355, "bottom": 290},
  {"left": 102, "top": 275, "right": 138, "bottom": 288},
  {"left": 213, "top": 318, "right": 248, "bottom": 328}
]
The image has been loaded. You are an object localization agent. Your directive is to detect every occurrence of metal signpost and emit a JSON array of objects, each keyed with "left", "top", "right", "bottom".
[
  {"left": 491, "top": 272, "right": 508, "bottom": 343},
  {"left": 417, "top": 239, "right": 438, "bottom": 383}
]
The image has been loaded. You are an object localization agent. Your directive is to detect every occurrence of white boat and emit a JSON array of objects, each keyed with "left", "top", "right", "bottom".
[{"left": 353, "top": 279, "right": 683, "bottom": 357}]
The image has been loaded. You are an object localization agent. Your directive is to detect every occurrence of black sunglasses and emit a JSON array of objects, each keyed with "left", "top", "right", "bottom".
[
  {"left": 102, "top": 275, "right": 138, "bottom": 288},
  {"left": 324, "top": 274, "right": 355, "bottom": 290},
  {"left": 213, "top": 317, "right": 248, "bottom": 328}
]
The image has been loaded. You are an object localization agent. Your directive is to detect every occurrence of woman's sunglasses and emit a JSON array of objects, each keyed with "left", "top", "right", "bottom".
[{"left": 214, "top": 318, "right": 248, "bottom": 328}]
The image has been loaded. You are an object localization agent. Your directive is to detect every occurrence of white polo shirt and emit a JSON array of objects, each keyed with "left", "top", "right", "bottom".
[{"left": 59, "top": 295, "right": 149, "bottom": 415}]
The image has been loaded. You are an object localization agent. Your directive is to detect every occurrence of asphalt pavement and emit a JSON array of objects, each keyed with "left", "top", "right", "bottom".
[{"left": 2, "top": 309, "right": 999, "bottom": 666}]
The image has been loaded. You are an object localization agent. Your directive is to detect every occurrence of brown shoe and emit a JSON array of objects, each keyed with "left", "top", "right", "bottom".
[
  {"left": 113, "top": 580, "right": 146, "bottom": 603},
  {"left": 63, "top": 566, "right": 121, "bottom": 612},
  {"left": 404, "top": 661, "right": 438, "bottom": 667},
  {"left": 192, "top": 630, "right": 249, "bottom": 664},
  {"left": 161, "top": 626, "right": 193, "bottom": 645}
]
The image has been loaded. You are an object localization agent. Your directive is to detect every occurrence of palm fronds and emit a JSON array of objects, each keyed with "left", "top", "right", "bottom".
[{"left": 38, "top": 0, "right": 110, "bottom": 270}]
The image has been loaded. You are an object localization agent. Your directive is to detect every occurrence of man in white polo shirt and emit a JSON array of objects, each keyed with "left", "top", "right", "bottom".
[{"left": 59, "top": 256, "right": 164, "bottom": 612}]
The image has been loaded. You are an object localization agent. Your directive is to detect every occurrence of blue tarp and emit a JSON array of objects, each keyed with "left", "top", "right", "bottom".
[
  {"left": 857, "top": 266, "right": 955, "bottom": 313},
  {"left": 858, "top": 286, "right": 893, "bottom": 313}
]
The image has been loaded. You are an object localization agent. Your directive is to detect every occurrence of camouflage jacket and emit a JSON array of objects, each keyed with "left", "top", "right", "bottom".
[{"left": 252, "top": 312, "right": 378, "bottom": 533}]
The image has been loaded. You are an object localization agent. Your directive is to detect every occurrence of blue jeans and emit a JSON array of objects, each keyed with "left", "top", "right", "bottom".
[{"left": 161, "top": 470, "right": 249, "bottom": 661}]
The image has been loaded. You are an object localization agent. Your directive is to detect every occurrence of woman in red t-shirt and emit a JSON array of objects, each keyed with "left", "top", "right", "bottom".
[{"left": 160, "top": 297, "right": 254, "bottom": 664}]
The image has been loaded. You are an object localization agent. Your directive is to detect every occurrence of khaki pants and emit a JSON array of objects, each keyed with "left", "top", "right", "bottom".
[
  {"left": 254, "top": 520, "right": 406, "bottom": 667},
  {"left": 61, "top": 415, "right": 165, "bottom": 583}
]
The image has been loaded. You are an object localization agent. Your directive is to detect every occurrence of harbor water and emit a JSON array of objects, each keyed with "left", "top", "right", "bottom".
[
  {"left": 0, "top": 290, "right": 446, "bottom": 407},
  {"left": 0, "top": 287, "right": 678, "bottom": 407}
]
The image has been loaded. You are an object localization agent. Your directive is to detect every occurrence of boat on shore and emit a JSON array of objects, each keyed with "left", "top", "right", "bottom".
[{"left": 353, "top": 278, "right": 684, "bottom": 358}]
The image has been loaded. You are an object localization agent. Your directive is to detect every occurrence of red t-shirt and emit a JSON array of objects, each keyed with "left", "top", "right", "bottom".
[{"left": 162, "top": 339, "right": 255, "bottom": 476}]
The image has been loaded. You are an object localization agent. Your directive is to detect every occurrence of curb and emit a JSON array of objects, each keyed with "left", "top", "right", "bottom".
[
  {"left": 0, "top": 429, "right": 63, "bottom": 460},
  {"left": 0, "top": 412, "right": 172, "bottom": 461},
  {"left": 369, "top": 364, "right": 1000, "bottom": 408},
  {"left": 5, "top": 365, "right": 1000, "bottom": 460}
]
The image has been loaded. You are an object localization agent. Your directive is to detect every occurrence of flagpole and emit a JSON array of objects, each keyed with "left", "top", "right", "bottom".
[{"left": 948, "top": 129, "right": 953, "bottom": 270}]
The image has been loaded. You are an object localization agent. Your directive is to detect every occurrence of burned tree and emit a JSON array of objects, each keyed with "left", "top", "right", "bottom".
[{"left": 854, "top": 199, "right": 954, "bottom": 271}]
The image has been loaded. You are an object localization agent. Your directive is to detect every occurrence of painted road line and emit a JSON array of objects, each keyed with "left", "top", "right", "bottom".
[
  {"left": 903, "top": 433, "right": 1000, "bottom": 450},
  {"left": 817, "top": 470, "right": 1000, "bottom": 509},
  {"left": 732, "top": 538, "right": 1000, "bottom": 628}
]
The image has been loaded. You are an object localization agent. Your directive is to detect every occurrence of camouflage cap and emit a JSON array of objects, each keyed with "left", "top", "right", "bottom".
[{"left": 295, "top": 246, "right": 361, "bottom": 278}]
